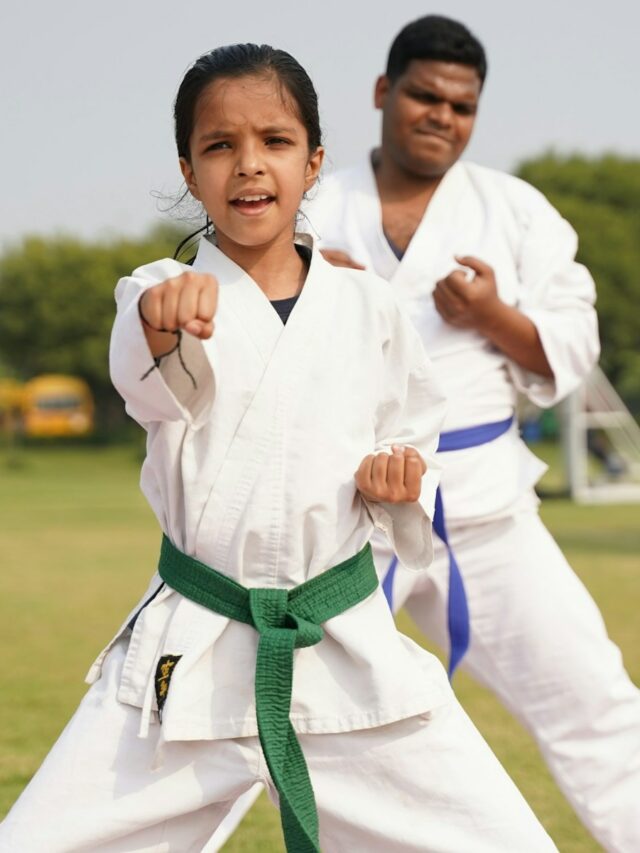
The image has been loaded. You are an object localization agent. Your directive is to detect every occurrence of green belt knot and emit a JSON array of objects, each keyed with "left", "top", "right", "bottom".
[{"left": 249, "top": 587, "right": 325, "bottom": 648}]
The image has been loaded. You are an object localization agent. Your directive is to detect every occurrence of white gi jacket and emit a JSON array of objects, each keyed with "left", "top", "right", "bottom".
[
  {"left": 305, "top": 159, "right": 600, "bottom": 523},
  {"left": 88, "top": 235, "right": 449, "bottom": 741}
]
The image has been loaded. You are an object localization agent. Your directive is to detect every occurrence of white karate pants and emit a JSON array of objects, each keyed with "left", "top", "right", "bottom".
[
  {"left": 0, "top": 638, "right": 555, "bottom": 852},
  {"left": 381, "top": 505, "right": 640, "bottom": 853}
]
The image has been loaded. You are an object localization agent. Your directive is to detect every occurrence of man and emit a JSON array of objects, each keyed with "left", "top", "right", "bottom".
[
  {"left": 206, "top": 16, "right": 639, "bottom": 852},
  {"left": 306, "top": 15, "right": 639, "bottom": 853}
]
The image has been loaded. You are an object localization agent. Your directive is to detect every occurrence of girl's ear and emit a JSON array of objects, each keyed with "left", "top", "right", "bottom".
[
  {"left": 179, "top": 157, "right": 201, "bottom": 201},
  {"left": 304, "top": 146, "right": 325, "bottom": 192}
]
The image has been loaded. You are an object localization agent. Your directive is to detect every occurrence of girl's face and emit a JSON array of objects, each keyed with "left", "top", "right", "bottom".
[{"left": 180, "top": 74, "right": 323, "bottom": 253}]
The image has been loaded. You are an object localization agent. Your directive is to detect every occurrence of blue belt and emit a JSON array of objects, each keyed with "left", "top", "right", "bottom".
[{"left": 382, "top": 415, "right": 514, "bottom": 677}]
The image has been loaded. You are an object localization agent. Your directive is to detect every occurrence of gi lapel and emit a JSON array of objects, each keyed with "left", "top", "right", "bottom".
[
  {"left": 394, "top": 160, "right": 471, "bottom": 292},
  {"left": 192, "top": 236, "right": 284, "bottom": 366},
  {"left": 191, "top": 236, "right": 333, "bottom": 575},
  {"left": 355, "top": 158, "right": 469, "bottom": 296},
  {"left": 353, "top": 159, "right": 488, "bottom": 353}
]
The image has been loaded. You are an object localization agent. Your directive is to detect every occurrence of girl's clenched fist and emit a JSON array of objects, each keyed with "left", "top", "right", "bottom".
[
  {"left": 139, "top": 272, "right": 218, "bottom": 356},
  {"left": 355, "top": 445, "right": 426, "bottom": 504}
]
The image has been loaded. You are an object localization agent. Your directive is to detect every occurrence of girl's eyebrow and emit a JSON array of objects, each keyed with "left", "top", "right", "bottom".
[
  {"left": 198, "top": 129, "right": 232, "bottom": 142},
  {"left": 198, "top": 124, "right": 299, "bottom": 143},
  {"left": 260, "top": 124, "right": 298, "bottom": 135}
]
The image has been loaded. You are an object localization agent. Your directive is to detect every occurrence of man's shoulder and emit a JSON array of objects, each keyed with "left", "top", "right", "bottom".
[
  {"left": 462, "top": 161, "right": 555, "bottom": 213},
  {"left": 320, "top": 158, "right": 553, "bottom": 211},
  {"left": 304, "top": 160, "right": 371, "bottom": 234}
]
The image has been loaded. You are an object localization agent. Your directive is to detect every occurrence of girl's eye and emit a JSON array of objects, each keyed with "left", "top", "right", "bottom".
[
  {"left": 266, "top": 137, "right": 290, "bottom": 146},
  {"left": 205, "top": 141, "right": 231, "bottom": 152}
]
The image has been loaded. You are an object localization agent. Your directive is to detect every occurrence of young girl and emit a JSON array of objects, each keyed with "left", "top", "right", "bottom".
[{"left": 0, "top": 45, "right": 556, "bottom": 852}]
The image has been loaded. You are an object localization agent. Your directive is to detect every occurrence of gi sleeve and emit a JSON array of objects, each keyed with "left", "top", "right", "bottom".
[
  {"left": 109, "top": 262, "right": 215, "bottom": 428},
  {"left": 363, "top": 303, "right": 447, "bottom": 571},
  {"left": 509, "top": 188, "right": 600, "bottom": 406}
]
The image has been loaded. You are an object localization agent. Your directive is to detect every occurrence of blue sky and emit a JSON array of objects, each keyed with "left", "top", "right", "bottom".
[{"left": 2, "top": 0, "right": 638, "bottom": 246}]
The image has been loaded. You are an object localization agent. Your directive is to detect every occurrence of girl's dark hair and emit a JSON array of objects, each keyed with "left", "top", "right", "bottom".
[
  {"left": 386, "top": 15, "right": 487, "bottom": 86},
  {"left": 171, "top": 44, "right": 322, "bottom": 261},
  {"left": 174, "top": 43, "right": 322, "bottom": 161}
]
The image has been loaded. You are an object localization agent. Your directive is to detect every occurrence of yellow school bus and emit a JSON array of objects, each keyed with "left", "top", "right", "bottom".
[{"left": 22, "top": 375, "right": 95, "bottom": 438}]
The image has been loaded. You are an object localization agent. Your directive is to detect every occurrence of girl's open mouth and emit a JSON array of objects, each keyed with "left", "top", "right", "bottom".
[{"left": 230, "top": 194, "right": 275, "bottom": 215}]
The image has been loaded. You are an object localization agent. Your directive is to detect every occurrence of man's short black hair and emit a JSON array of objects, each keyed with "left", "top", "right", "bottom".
[{"left": 386, "top": 15, "right": 487, "bottom": 85}]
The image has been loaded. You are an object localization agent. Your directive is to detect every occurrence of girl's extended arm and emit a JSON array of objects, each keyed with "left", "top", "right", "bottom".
[{"left": 110, "top": 263, "right": 218, "bottom": 427}]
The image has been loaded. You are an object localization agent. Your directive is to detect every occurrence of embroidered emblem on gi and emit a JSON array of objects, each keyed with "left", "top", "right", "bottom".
[{"left": 154, "top": 654, "right": 182, "bottom": 721}]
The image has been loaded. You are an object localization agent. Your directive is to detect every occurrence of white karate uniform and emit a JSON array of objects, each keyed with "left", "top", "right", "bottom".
[
  {"left": 0, "top": 236, "right": 555, "bottom": 852},
  {"left": 296, "top": 158, "right": 639, "bottom": 853}
]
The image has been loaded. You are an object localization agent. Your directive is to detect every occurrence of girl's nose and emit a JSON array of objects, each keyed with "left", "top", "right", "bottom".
[{"left": 234, "top": 142, "right": 266, "bottom": 177}]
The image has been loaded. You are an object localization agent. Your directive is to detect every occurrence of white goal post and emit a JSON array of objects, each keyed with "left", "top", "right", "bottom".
[{"left": 560, "top": 367, "right": 640, "bottom": 504}]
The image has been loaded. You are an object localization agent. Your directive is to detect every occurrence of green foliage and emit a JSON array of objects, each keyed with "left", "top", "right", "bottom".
[
  {"left": 0, "top": 224, "right": 188, "bottom": 424},
  {"left": 517, "top": 153, "right": 640, "bottom": 411}
]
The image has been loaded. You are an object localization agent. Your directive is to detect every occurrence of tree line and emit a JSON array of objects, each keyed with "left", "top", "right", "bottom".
[
  {"left": 1, "top": 153, "right": 638, "bottom": 433},
  {"left": 0, "top": 224, "right": 188, "bottom": 434},
  {"left": 518, "top": 153, "right": 640, "bottom": 414}
]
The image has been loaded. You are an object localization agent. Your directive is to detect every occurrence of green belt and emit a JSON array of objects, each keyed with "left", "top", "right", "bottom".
[{"left": 158, "top": 534, "right": 378, "bottom": 853}]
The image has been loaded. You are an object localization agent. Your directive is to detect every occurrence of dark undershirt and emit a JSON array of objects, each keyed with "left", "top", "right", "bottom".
[
  {"left": 270, "top": 294, "right": 299, "bottom": 324},
  {"left": 385, "top": 231, "right": 406, "bottom": 261},
  {"left": 268, "top": 243, "right": 310, "bottom": 324}
]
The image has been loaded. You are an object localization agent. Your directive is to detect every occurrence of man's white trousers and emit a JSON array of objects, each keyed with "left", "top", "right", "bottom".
[{"left": 382, "top": 505, "right": 640, "bottom": 853}]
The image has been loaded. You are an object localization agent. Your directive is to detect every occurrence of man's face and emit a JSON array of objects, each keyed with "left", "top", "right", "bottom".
[{"left": 375, "top": 59, "right": 481, "bottom": 178}]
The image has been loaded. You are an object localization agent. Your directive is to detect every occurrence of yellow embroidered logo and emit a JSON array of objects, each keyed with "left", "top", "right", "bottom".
[{"left": 154, "top": 654, "right": 182, "bottom": 721}]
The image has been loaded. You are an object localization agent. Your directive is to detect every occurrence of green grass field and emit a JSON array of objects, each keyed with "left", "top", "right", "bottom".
[{"left": 1, "top": 444, "right": 638, "bottom": 851}]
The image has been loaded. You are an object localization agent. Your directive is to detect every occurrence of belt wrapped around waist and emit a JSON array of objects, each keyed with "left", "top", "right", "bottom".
[
  {"left": 382, "top": 415, "right": 515, "bottom": 677},
  {"left": 158, "top": 535, "right": 378, "bottom": 853}
]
